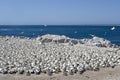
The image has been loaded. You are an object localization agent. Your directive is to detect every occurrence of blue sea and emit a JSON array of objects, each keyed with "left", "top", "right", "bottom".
[{"left": 0, "top": 25, "right": 120, "bottom": 45}]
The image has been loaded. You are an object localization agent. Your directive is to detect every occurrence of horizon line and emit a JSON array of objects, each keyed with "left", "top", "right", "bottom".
[{"left": 0, "top": 24, "right": 120, "bottom": 26}]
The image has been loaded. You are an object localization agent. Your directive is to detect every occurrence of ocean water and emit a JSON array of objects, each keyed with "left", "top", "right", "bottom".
[{"left": 0, "top": 25, "right": 120, "bottom": 45}]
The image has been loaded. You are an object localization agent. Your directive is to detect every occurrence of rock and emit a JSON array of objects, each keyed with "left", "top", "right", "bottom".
[
  {"left": 70, "top": 40, "right": 78, "bottom": 45},
  {"left": 80, "top": 35, "right": 118, "bottom": 48},
  {"left": 36, "top": 34, "right": 71, "bottom": 44}
]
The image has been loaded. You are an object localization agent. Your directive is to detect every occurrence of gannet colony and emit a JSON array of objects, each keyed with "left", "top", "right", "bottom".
[{"left": 0, "top": 34, "right": 120, "bottom": 76}]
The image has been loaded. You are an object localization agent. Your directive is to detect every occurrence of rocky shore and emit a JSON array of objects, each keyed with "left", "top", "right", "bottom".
[{"left": 0, "top": 34, "right": 120, "bottom": 76}]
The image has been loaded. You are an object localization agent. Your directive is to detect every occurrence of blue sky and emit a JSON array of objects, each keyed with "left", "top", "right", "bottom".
[{"left": 0, "top": 0, "right": 120, "bottom": 25}]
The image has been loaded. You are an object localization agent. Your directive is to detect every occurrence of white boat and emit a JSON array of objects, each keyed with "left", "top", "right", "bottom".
[{"left": 111, "top": 27, "right": 115, "bottom": 30}]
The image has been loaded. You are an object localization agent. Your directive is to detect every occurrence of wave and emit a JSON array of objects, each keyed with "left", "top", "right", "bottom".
[
  {"left": 0, "top": 29, "right": 11, "bottom": 31},
  {"left": 0, "top": 28, "right": 20, "bottom": 31}
]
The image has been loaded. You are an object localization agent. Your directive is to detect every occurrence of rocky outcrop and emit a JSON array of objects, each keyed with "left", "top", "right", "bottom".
[
  {"left": 36, "top": 34, "right": 119, "bottom": 48},
  {"left": 36, "top": 34, "right": 79, "bottom": 45}
]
